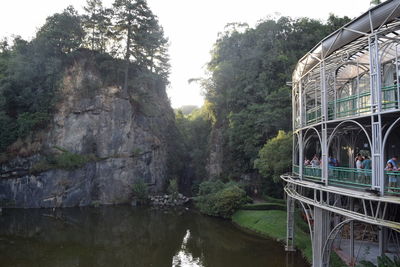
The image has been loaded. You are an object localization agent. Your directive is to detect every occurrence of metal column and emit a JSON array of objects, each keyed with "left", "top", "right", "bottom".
[
  {"left": 286, "top": 196, "right": 296, "bottom": 252},
  {"left": 369, "top": 33, "right": 384, "bottom": 193},
  {"left": 313, "top": 207, "right": 330, "bottom": 267},
  {"left": 320, "top": 61, "right": 329, "bottom": 185}
]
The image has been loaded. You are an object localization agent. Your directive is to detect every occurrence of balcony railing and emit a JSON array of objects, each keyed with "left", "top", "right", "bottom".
[
  {"left": 328, "top": 167, "right": 371, "bottom": 189},
  {"left": 302, "top": 85, "right": 398, "bottom": 126},
  {"left": 382, "top": 85, "right": 399, "bottom": 110},
  {"left": 292, "top": 164, "right": 400, "bottom": 196},
  {"left": 385, "top": 170, "right": 400, "bottom": 196},
  {"left": 305, "top": 106, "right": 321, "bottom": 125}
]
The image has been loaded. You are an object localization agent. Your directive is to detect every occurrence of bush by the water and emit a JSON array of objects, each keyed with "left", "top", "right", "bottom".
[
  {"left": 195, "top": 181, "right": 250, "bottom": 218},
  {"left": 167, "top": 178, "right": 179, "bottom": 199},
  {"left": 132, "top": 179, "right": 149, "bottom": 202}
]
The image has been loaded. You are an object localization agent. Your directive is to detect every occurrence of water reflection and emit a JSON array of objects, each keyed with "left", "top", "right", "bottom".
[
  {"left": 0, "top": 207, "right": 309, "bottom": 267},
  {"left": 172, "top": 230, "right": 203, "bottom": 267}
]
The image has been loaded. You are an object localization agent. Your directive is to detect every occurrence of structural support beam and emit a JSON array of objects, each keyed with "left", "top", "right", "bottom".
[
  {"left": 369, "top": 34, "right": 384, "bottom": 193},
  {"left": 286, "top": 196, "right": 296, "bottom": 252},
  {"left": 313, "top": 207, "right": 330, "bottom": 267}
]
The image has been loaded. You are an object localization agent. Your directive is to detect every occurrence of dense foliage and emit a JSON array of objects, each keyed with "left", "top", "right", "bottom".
[
  {"left": 30, "top": 147, "right": 98, "bottom": 173},
  {"left": 202, "top": 15, "right": 350, "bottom": 187},
  {"left": 132, "top": 179, "right": 149, "bottom": 203},
  {"left": 0, "top": 0, "right": 169, "bottom": 155},
  {"left": 174, "top": 105, "right": 212, "bottom": 194},
  {"left": 254, "top": 130, "right": 292, "bottom": 182},
  {"left": 167, "top": 178, "right": 179, "bottom": 199},
  {"left": 195, "top": 180, "right": 251, "bottom": 218}
]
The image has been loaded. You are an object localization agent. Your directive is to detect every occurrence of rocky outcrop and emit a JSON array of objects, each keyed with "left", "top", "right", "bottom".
[
  {"left": 0, "top": 56, "right": 176, "bottom": 208},
  {"left": 149, "top": 194, "right": 190, "bottom": 207}
]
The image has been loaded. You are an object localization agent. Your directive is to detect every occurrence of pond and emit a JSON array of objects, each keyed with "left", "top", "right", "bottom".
[{"left": 0, "top": 206, "right": 309, "bottom": 267}]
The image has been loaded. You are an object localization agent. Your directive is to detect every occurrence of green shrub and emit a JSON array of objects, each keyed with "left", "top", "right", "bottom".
[
  {"left": 54, "top": 152, "right": 91, "bottom": 170},
  {"left": 29, "top": 148, "right": 98, "bottom": 173},
  {"left": 167, "top": 178, "right": 179, "bottom": 199},
  {"left": 195, "top": 181, "right": 250, "bottom": 218},
  {"left": 132, "top": 179, "right": 148, "bottom": 201},
  {"left": 198, "top": 180, "right": 224, "bottom": 195},
  {"left": 131, "top": 147, "right": 143, "bottom": 157},
  {"left": 16, "top": 112, "right": 51, "bottom": 137},
  {"left": 30, "top": 161, "right": 53, "bottom": 173}
]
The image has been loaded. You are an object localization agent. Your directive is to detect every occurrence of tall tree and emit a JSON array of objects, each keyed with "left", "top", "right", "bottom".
[
  {"left": 134, "top": 14, "right": 170, "bottom": 79},
  {"left": 112, "top": 0, "right": 169, "bottom": 90},
  {"left": 113, "top": 0, "right": 146, "bottom": 91},
  {"left": 82, "top": 0, "right": 112, "bottom": 53}
]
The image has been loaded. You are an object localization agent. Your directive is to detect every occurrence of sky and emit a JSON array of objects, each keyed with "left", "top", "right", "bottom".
[{"left": 0, "top": 0, "right": 372, "bottom": 108}]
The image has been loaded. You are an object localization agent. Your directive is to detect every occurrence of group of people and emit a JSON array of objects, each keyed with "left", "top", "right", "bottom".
[
  {"left": 304, "top": 155, "right": 339, "bottom": 168},
  {"left": 355, "top": 154, "right": 372, "bottom": 170},
  {"left": 302, "top": 153, "right": 399, "bottom": 191},
  {"left": 304, "top": 155, "right": 322, "bottom": 168}
]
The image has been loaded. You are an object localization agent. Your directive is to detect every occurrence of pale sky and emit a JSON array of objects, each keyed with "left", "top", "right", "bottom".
[{"left": 0, "top": 0, "right": 371, "bottom": 108}]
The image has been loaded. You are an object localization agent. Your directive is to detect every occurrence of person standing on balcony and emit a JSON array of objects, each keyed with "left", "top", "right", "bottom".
[
  {"left": 311, "top": 155, "right": 320, "bottom": 168},
  {"left": 385, "top": 161, "right": 398, "bottom": 192},
  {"left": 356, "top": 155, "right": 364, "bottom": 169},
  {"left": 387, "top": 156, "right": 398, "bottom": 169},
  {"left": 356, "top": 154, "right": 364, "bottom": 183},
  {"left": 328, "top": 155, "right": 338, "bottom": 179},
  {"left": 362, "top": 156, "right": 372, "bottom": 184},
  {"left": 311, "top": 155, "right": 320, "bottom": 178}
]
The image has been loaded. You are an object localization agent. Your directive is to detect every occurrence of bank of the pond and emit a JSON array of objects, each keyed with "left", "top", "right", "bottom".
[
  {"left": 231, "top": 208, "right": 347, "bottom": 267},
  {"left": 232, "top": 209, "right": 313, "bottom": 263}
]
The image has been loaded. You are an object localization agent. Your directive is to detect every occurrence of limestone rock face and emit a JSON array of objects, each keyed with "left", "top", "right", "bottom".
[{"left": 0, "top": 57, "right": 175, "bottom": 208}]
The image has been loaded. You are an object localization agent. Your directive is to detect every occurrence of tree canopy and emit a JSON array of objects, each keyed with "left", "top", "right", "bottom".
[{"left": 202, "top": 15, "right": 350, "bottom": 180}]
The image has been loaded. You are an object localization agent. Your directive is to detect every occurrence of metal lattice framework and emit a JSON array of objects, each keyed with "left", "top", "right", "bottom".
[{"left": 283, "top": 1, "right": 400, "bottom": 266}]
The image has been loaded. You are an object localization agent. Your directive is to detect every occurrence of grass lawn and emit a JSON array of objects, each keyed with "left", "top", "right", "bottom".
[
  {"left": 232, "top": 209, "right": 347, "bottom": 266},
  {"left": 232, "top": 209, "right": 312, "bottom": 262}
]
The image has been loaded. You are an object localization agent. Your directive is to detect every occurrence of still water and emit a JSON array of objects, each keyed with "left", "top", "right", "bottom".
[{"left": 0, "top": 206, "right": 309, "bottom": 267}]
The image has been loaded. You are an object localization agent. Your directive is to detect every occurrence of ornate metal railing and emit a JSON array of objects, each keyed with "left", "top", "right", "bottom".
[
  {"left": 328, "top": 166, "right": 371, "bottom": 188},
  {"left": 381, "top": 85, "right": 398, "bottom": 110},
  {"left": 292, "top": 164, "right": 400, "bottom": 196},
  {"left": 306, "top": 106, "right": 322, "bottom": 125},
  {"left": 384, "top": 170, "right": 400, "bottom": 196},
  {"left": 303, "top": 85, "right": 398, "bottom": 126}
]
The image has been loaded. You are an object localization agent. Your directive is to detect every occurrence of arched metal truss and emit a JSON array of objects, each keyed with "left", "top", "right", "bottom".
[
  {"left": 327, "top": 120, "right": 372, "bottom": 150},
  {"left": 382, "top": 116, "right": 400, "bottom": 151}
]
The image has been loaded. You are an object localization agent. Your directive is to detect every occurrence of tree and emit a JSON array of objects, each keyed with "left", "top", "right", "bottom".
[
  {"left": 113, "top": 0, "right": 149, "bottom": 91},
  {"left": 135, "top": 15, "right": 170, "bottom": 79},
  {"left": 254, "top": 130, "right": 292, "bottom": 182},
  {"left": 35, "top": 6, "right": 84, "bottom": 55},
  {"left": 0, "top": 7, "right": 85, "bottom": 153},
  {"left": 112, "top": 0, "right": 170, "bottom": 90},
  {"left": 82, "top": 0, "right": 112, "bottom": 53},
  {"left": 202, "top": 15, "right": 351, "bottom": 181}
]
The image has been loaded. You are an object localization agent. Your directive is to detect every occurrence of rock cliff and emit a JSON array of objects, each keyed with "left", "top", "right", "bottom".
[{"left": 0, "top": 56, "right": 176, "bottom": 208}]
